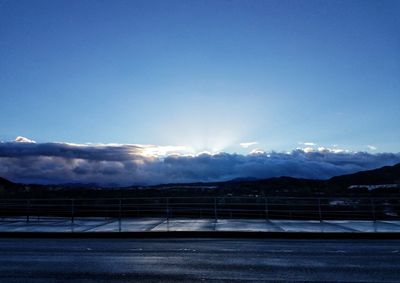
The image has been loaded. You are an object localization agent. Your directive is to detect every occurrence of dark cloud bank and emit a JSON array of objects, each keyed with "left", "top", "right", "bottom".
[{"left": 0, "top": 141, "right": 399, "bottom": 186}]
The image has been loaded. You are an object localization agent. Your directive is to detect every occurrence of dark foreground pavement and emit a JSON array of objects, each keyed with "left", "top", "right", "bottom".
[{"left": 0, "top": 238, "right": 399, "bottom": 282}]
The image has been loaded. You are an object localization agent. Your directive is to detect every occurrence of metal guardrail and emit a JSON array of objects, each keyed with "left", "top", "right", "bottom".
[{"left": 0, "top": 197, "right": 399, "bottom": 223}]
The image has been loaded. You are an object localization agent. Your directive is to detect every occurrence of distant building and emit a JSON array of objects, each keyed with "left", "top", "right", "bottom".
[{"left": 348, "top": 184, "right": 400, "bottom": 191}]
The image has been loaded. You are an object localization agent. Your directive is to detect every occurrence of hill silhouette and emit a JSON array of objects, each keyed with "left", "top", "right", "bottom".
[
  {"left": 328, "top": 163, "right": 400, "bottom": 186},
  {"left": 0, "top": 163, "right": 399, "bottom": 197}
]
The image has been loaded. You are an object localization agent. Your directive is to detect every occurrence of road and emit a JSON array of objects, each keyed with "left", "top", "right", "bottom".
[{"left": 0, "top": 238, "right": 399, "bottom": 282}]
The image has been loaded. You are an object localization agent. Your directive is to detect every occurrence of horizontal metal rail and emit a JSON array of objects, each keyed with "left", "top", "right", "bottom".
[{"left": 0, "top": 197, "right": 399, "bottom": 223}]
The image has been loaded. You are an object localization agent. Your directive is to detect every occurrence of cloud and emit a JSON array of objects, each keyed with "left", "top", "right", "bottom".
[
  {"left": 299, "top": 142, "right": 316, "bottom": 146},
  {"left": 14, "top": 136, "right": 36, "bottom": 143},
  {"left": 297, "top": 145, "right": 349, "bottom": 154},
  {"left": 249, "top": 148, "right": 265, "bottom": 155},
  {"left": 239, "top": 141, "right": 258, "bottom": 148},
  {"left": 367, "top": 145, "right": 377, "bottom": 151},
  {"left": 0, "top": 139, "right": 399, "bottom": 186}
]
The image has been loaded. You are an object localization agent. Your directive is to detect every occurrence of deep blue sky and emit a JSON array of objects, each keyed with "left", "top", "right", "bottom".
[{"left": 1, "top": 0, "right": 399, "bottom": 154}]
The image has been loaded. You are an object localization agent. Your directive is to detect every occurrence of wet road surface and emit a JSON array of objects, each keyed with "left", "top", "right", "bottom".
[{"left": 0, "top": 238, "right": 399, "bottom": 282}]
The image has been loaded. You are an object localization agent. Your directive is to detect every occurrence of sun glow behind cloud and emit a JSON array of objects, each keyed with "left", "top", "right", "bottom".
[
  {"left": 143, "top": 88, "right": 268, "bottom": 155},
  {"left": 139, "top": 145, "right": 194, "bottom": 157}
]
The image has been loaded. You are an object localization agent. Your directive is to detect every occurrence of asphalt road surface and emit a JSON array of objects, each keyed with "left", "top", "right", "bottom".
[{"left": 0, "top": 238, "right": 399, "bottom": 282}]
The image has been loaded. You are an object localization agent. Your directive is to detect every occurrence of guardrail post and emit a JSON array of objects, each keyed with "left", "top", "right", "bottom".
[
  {"left": 214, "top": 197, "right": 218, "bottom": 223},
  {"left": 318, "top": 198, "right": 322, "bottom": 222},
  {"left": 26, "top": 199, "right": 30, "bottom": 222},
  {"left": 71, "top": 199, "right": 75, "bottom": 224},
  {"left": 318, "top": 198, "right": 323, "bottom": 232},
  {"left": 118, "top": 199, "right": 122, "bottom": 232},
  {"left": 166, "top": 198, "right": 169, "bottom": 224},
  {"left": 370, "top": 199, "right": 377, "bottom": 232}
]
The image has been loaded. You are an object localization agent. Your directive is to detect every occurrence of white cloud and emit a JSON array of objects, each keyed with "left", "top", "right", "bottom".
[
  {"left": 139, "top": 145, "right": 193, "bottom": 157},
  {"left": 297, "top": 144, "right": 350, "bottom": 154},
  {"left": 302, "top": 147, "right": 315, "bottom": 153},
  {"left": 14, "top": 136, "right": 36, "bottom": 143},
  {"left": 299, "top": 142, "right": 316, "bottom": 146},
  {"left": 367, "top": 145, "right": 377, "bottom": 151},
  {"left": 239, "top": 141, "right": 258, "bottom": 148},
  {"left": 249, "top": 148, "right": 265, "bottom": 155},
  {"left": 300, "top": 146, "right": 349, "bottom": 154}
]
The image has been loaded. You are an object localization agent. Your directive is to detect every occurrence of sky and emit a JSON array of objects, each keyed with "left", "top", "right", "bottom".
[{"left": 0, "top": 0, "right": 399, "bottom": 185}]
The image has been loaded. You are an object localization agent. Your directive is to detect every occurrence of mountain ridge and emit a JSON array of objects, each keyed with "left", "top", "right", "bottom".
[
  {"left": 0, "top": 163, "right": 400, "bottom": 189},
  {"left": 1, "top": 163, "right": 399, "bottom": 188}
]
